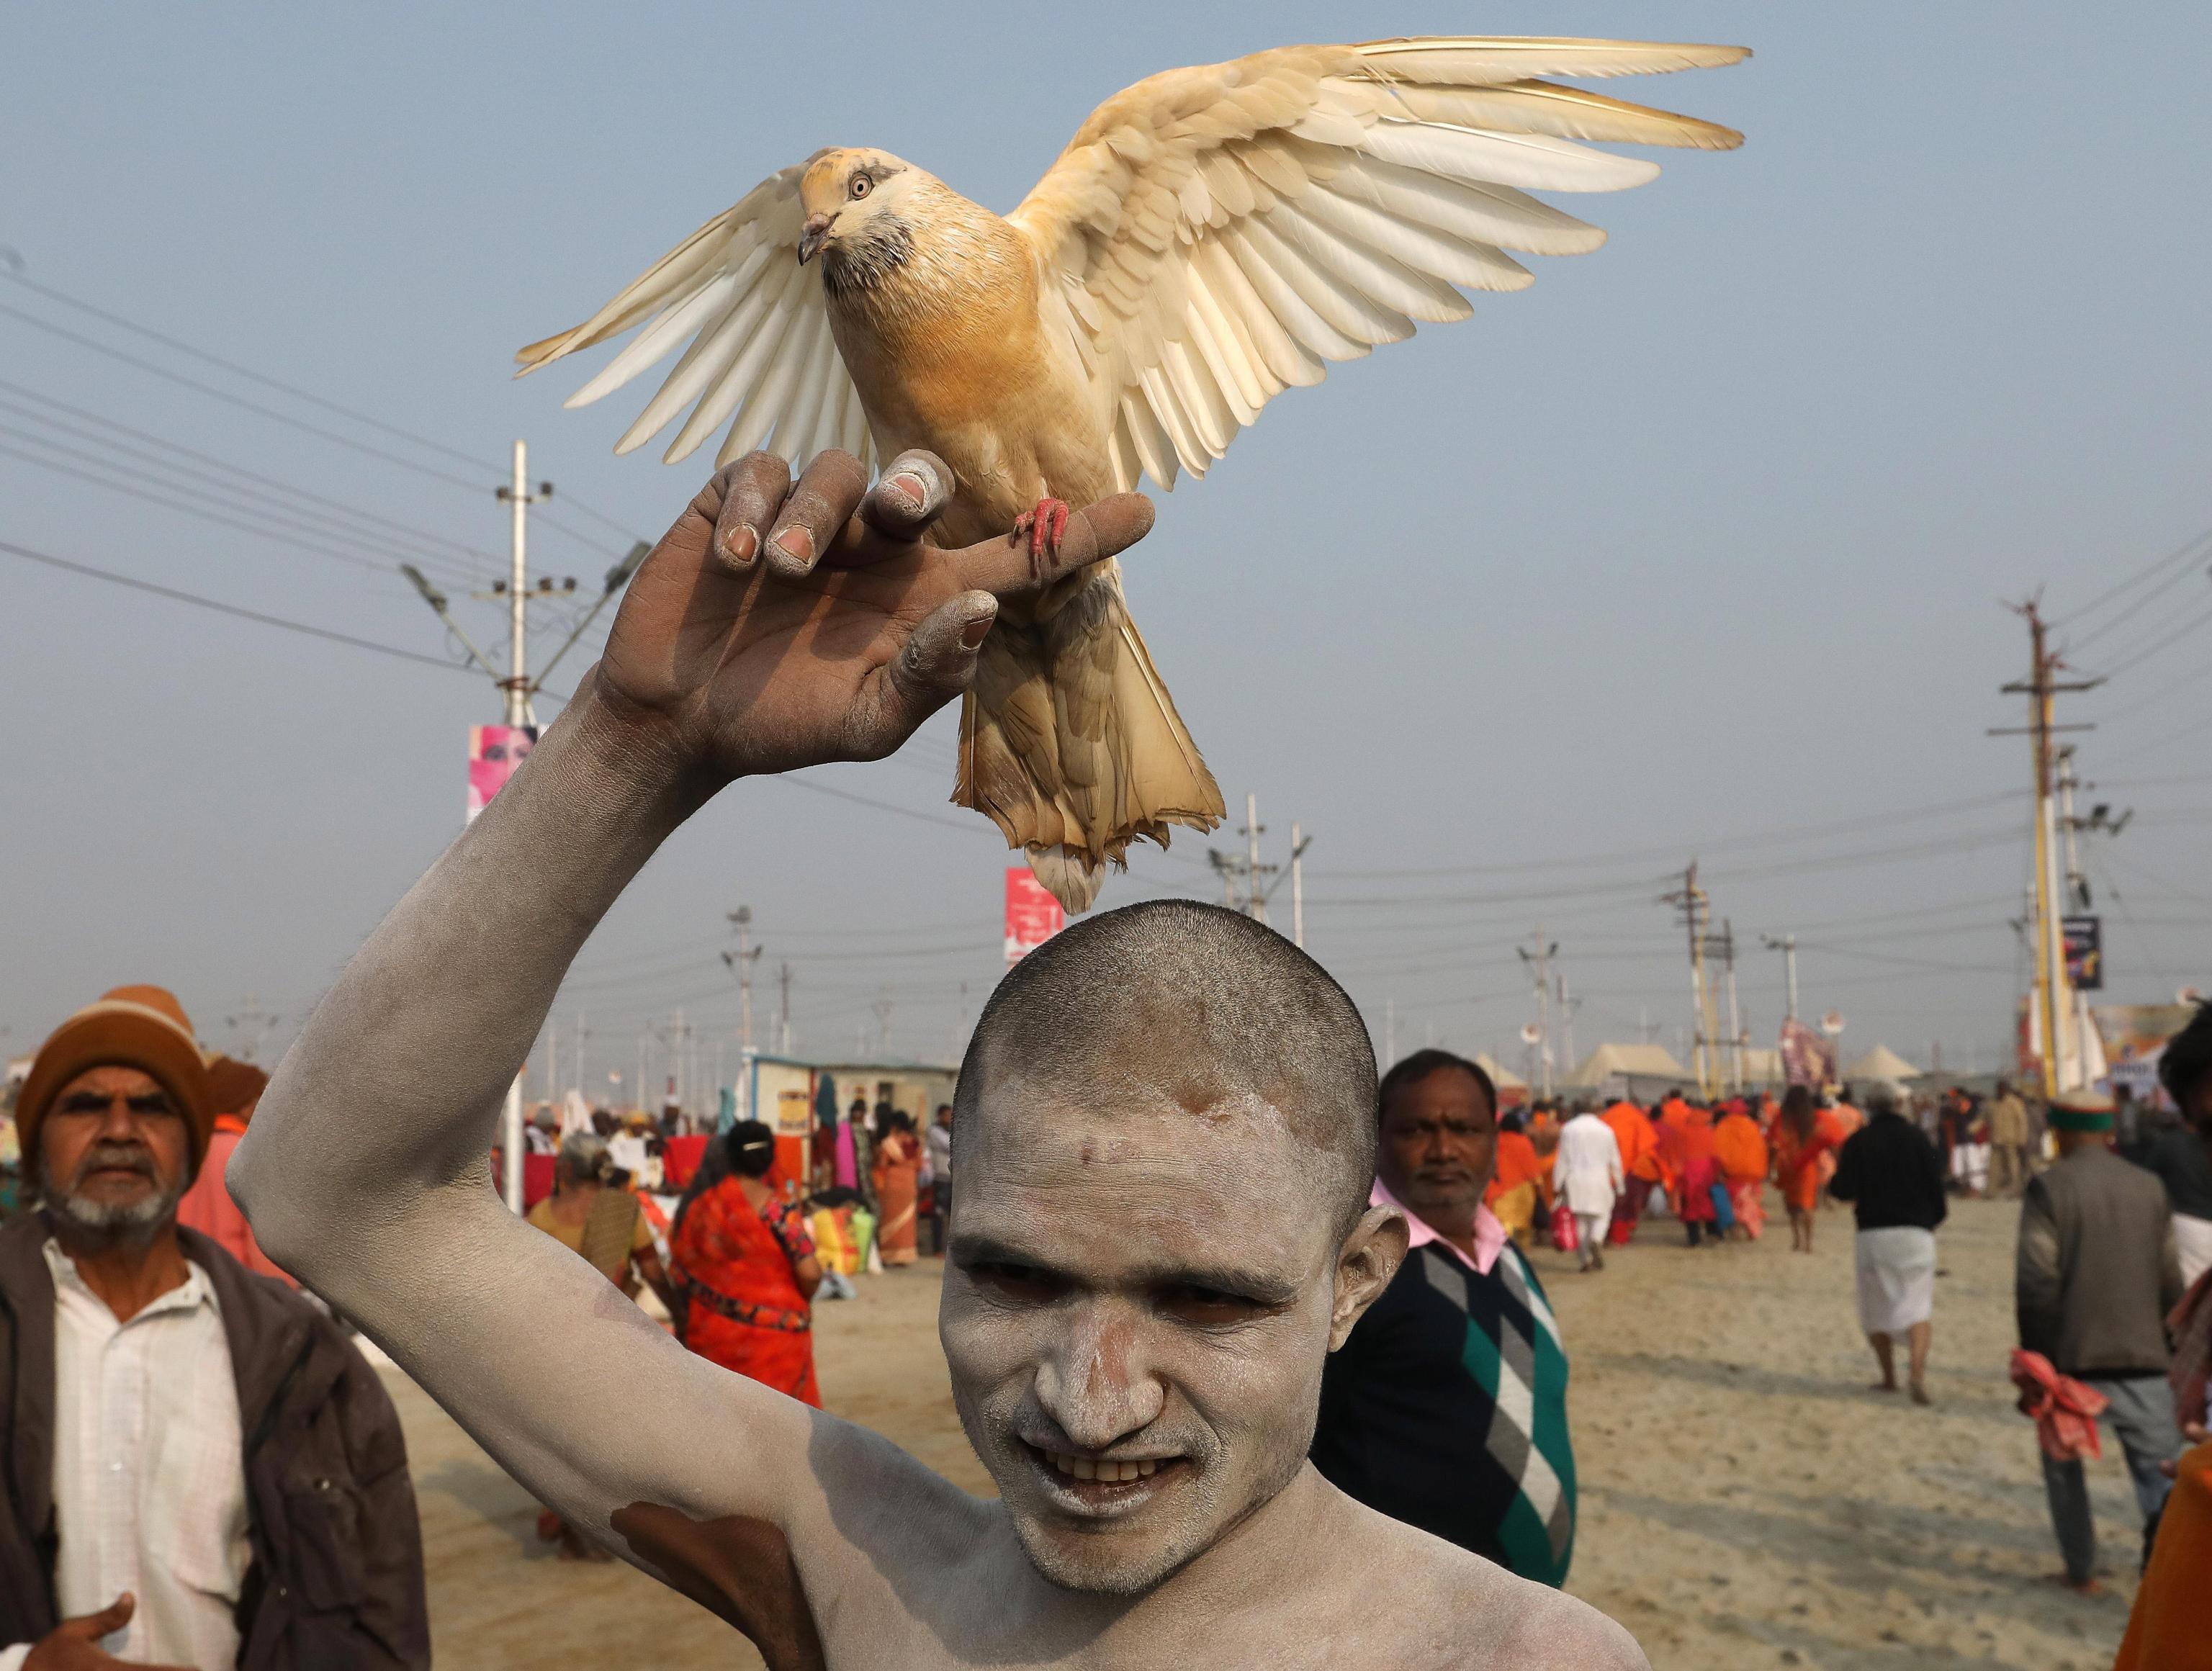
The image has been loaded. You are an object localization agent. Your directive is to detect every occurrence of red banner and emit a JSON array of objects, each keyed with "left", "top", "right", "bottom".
[{"left": 1004, "top": 868, "right": 1065, "bottom": 965}]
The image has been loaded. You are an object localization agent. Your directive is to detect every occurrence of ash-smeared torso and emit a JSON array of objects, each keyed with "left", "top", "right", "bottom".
[{"left": 819, "top": 188, "right": 1112, "bottom": 549}]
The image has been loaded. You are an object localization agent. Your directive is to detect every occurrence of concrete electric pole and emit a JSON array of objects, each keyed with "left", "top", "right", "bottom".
[
  {"left": 1992, "top": 600, "right": 2103, "bottom": 1096},
  {"left": 1517, "top": 929, "right": 1557, "bottom": 1099},
  {"left": 1762, "top": 933, "right": 1799, "bottom": 1022}
]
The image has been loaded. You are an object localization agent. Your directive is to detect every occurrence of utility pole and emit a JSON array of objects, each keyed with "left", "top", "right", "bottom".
[
  {"left": 1245, "top": 793, "right": 1264, "bottom": 925},
  {"left": 1290, "top": 821, "right": 1307, "bottom": 949},
  {"left": 724, "top": 907, "right": 762, "bottom": 1120},
  {"left": 1762, "top": 933, "right": 1799, "bottom": 1022},
  {"left": 1556, "top": 973, "right": 1581, "bottom": 1086},
  {"left": 1992, "top": 600, "right": 2103, "bottom": 1095},
  {"left": 1517, "top": 928, "right": 1557, "bottom": 1099},
  {"left": 1660, "top": 865, "right": 1722, "bottom": 1099},
  {"left": 872, "top": 994, "right": 894, "bottom": 1058},
  {"left": 1207, "top": 793, "right": 1292, "bottom": 922},
  {"left": 778, "top": 962, "right": 793, "bottom": 1055},
  {"left": 225, "top": 994, "right": 279, "bottom": 1063},
  {"left": 1719, "top": 918, "right": 1745, "bottom": 1094},
  {"left": 400, "top": 441, "right": 649, "bottom": 1214}
]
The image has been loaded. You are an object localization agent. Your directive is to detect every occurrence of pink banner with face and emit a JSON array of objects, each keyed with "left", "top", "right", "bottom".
[{"left": 467, "top": 724, "right": 537, "bottom": 823}]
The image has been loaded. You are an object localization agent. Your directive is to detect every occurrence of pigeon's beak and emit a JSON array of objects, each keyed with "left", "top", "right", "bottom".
[{"left": 798, "top": 212, "right": 837, "bottom": 265}]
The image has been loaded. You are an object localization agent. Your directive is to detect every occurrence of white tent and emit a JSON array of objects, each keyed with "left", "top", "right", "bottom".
[
  {"left": 1844, "top": 1044, "right": 1923, "bottom": 1083},
  {"left": 1564, "top": 1042, "right": 1691, "bottom": 1090},
  {"left": 1473, "top": 1052, "right": 1529, "bottom": 1093}
]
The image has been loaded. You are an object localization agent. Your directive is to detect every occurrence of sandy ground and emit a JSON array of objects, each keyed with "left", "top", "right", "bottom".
[{"left": 385, "top": 1195, "right": 2145, "bottom": 1670}]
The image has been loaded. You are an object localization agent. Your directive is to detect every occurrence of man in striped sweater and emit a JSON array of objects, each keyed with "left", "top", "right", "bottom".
[{"left": 1311, "top": 1048, "right": 1579, "bottom": 1586}]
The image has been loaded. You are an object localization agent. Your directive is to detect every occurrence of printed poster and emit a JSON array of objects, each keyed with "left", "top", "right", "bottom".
[{"left": 467, "top": 724, "right": 537, "bottom": 822}]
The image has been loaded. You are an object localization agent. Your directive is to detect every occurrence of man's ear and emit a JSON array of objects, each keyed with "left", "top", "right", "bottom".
[{"left": 1328, "top": 1204, "right": 1410, "bottom": 1350}]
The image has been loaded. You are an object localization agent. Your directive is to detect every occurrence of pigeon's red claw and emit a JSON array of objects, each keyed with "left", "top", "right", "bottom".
[{"left": 1012, "top": 498, "right": 1072, "bottom": 573}]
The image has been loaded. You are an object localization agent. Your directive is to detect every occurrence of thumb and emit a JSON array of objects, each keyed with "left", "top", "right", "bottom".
[
  {"left": 844, "top": 591, "right": 998, "bottom": 760},
  {"left": 64, "top": 1591, "right": 135, "bottom": 1637}
]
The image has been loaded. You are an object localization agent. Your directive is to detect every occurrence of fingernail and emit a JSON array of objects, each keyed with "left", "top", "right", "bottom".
[
  {"left": 959, "top": 613, "right": 994, "bottom": 649},
  {"left": 887, "top": 470, "right": 926, "bottom": 506},
  {"left": 775, "top": 526, "right": 814, "bottom": 564},
  {"left": 724, "top": 524, "right": 758, "bottom": 565}
]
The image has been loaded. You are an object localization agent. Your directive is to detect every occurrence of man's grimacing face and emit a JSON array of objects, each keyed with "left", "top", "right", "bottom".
[{"left": 939, "top": 1063, "right": 1397, "bottom": 1594}]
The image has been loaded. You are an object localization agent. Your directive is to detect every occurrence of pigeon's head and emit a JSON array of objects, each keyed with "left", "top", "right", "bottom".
[{"left": 799, "top": 148, "right": 927, "bottom": 294}]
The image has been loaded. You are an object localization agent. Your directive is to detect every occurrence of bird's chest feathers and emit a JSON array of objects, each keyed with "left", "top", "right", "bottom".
[{"left": 824, "top": 257, "right": 1107, "bottom": 539}]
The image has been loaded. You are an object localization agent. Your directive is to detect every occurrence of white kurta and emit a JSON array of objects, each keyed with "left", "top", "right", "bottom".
[
  {"left": 1551, "top": 1114, "right": 1624, "bottom": 1218},
  {"left": 0, "top": 1243, "right": 252, "bottom": 1671}
]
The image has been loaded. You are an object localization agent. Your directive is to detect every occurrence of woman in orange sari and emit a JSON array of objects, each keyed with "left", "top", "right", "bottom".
[
  {"left": 871, "top": 1111, "right": 922, "bottom": 1266},
  {"left": 671, "top": 1120, "right": 823, "bottom": 1405},
  {"left": 1770, "top": 1085, "right": 1833, "bottom": 1255}
]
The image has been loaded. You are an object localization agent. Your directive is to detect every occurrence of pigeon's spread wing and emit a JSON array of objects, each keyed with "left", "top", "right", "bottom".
[
  {"left": 514, "top": 159, "right": 873, "bottom": 472},
  {"left": 1009, "top": 37, "right": 1745, "bottom": 492}
]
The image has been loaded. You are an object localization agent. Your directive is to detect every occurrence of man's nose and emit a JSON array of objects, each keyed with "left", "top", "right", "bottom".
[{"left": 1033, "top": 1301, "right": 1164, "bottom": 1449}]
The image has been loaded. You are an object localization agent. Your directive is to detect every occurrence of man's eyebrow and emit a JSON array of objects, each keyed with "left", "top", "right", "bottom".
[{"left": 950, "top": 1235, "right": 1296, "bottom": 1307}]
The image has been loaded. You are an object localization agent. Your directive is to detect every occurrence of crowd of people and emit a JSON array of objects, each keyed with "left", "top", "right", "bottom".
[{"left": 1, "top": 970, "right": 2207, "bottom": 1663}]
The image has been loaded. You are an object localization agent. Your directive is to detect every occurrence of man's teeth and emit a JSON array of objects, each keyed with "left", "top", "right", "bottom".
[{"left": 1047, "top": 1451, "right": 1161, "bottom": 1483}]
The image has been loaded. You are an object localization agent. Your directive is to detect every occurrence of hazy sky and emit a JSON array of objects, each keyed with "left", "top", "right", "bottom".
[{"left": 4, "top": 4, "right": 2207, "bottom": 1097}]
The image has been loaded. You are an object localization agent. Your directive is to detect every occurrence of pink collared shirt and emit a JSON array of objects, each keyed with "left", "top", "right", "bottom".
[{"left": 1371, "top": 1177, "right": 1506, "bottom": 1276}]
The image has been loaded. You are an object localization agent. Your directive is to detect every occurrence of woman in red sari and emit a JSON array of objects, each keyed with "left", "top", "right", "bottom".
[
  {"left": 871, "top": 1111, "right": 922, "bottom": 1267},
  {"left": 670, "top": 1120, "right": 824, "bottom": 1406}
]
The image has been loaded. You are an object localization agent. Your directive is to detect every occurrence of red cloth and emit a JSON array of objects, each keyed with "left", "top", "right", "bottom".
[
  {"left": 673, "top": 1179, "right": 820, "bottom": 1407},
  {"left": 523, "top": 1152, "right": 556, "bottom": 1210},
  {"left": 2008, "top": 1348, "right": 2108, "bottom": 1463},
  {"left": 662, "top": 1133, "right": 710, "bottom": 1189},
  {"left": 174, "top": 1120, "right": 293, "bottom": 1284}
]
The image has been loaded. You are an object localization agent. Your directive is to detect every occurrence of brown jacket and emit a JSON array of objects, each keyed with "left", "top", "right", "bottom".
[{"left": 0, "top": 1215, "right": 429, "bottom": 1667}]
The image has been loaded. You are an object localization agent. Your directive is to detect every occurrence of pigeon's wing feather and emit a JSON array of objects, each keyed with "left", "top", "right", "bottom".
[
  {"left": 1010, "top": 37, "right": 1745, "bottom": 490},
  {"left": 514, "top": 158, "right": 874, "bottom": 473}
]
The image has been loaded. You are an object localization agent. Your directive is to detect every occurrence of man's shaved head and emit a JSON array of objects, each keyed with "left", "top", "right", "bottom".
[
  {"left": 954, "top": 900, "right": 1377, "bottom": 1220},
  {"left": 938, "top": 899, "right": 1402, "bottom": 1595}
]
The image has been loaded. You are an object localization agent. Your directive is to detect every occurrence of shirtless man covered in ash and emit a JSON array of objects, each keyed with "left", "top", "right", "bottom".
[{"left": 233, "top": 447, "right": 1644, "bottom": 1671}]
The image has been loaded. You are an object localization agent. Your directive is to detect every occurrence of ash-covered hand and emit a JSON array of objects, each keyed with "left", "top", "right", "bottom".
[{"left": 590, "top": 447, "right": 1153, "bottom": 785}]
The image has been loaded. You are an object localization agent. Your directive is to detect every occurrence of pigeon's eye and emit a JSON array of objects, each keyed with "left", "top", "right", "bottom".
[{"left": 850, "top": 174, "right": 872, "bottom": 200}]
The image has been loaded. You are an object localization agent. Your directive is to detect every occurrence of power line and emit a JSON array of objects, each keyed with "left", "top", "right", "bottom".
[
  {"left": 0, "top": 438, "right": 454, "bottom": 580},
  {"left": 3, "top": 269, "right": 495, "bottom": 471},
  {"left": 1323, "top": 789, "right": 2023, "bottom": 881},
  {"left": 0, "top": 299, "right": 492, "bottom": 492},
  {"left": 0, "top": 425, "right": 477, "bottom": 582},
  {"left": 2052, "top": 521, "right": 2212, "bottom": 631},
  {"left": 0, "top": 377, "right": 496, "bottom": 568},
  {"left": 0, "top": 536, "right": 481, "bottom": 675},
  {"left": 0, "top": 269, "right": 647, "bottom": 544}
]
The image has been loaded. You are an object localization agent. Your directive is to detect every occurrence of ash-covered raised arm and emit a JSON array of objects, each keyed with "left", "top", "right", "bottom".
[{"left": 228, "top": 448, "right": 1154, "bottom": 1583}]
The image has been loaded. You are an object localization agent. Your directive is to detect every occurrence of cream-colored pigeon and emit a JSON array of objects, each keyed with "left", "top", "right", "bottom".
[{"left": 518, "top": 36, "right": 1746, "bottom": 911}]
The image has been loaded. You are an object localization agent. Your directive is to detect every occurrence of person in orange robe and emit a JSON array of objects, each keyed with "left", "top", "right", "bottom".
[
  {"left": 1602, "top": 1099, "right": 1658, "bottom": 1246},
  {"left": 1484, "top": 1112, "right": 1544, "bottom": 1247},
  {"left": 1712, "top": 1099, "right": 1769, "bottom": 1240},
  {"left": 174, "top": 1055, "right": 293, "bottom": 1282},
  {"left": 672, "top": 1120, "right": 824, "bottom": 1405},
  {"left": 2114, "top": 1434, "right": 2212, "bottom": 1670},
  {"left": 871, "top": 1111, "right": 922, "bottom": 1266},
  {"left": 1659, "top": 1104, "right": 1723, "bottom": 1247},
  {"left": 1771, "top": 1084, "right": 1835, "bottom": 1253}
]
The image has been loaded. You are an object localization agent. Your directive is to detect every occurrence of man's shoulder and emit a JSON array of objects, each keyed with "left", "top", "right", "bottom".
[{"left": 1347, "top": 1505, "right": 1645, "bottom": 1669}]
